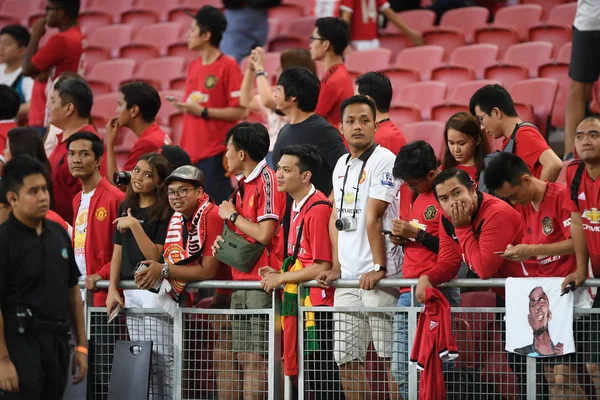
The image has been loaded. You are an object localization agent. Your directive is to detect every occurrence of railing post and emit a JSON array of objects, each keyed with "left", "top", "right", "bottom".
[
  {"left": 172, "top": 308, "right": 183, "bottom": 399},
  {"left": 269, "top": 289, "right": 283, "bottom": 400},
  {"left": 297, "top": 288, "right": 305, "bottom": 400},
  {"left": 526, "top": 356, "right": 536, "bottom": 399},
  {"left": 408, "top": 305, "right": 418, "bottom": 400}
]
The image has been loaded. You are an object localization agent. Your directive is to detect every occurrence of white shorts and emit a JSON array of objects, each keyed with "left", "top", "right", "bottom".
[
  {"left": 333, "top": 287, "right": 399, "bottom": 365},
  {"left": 351, "top": 39, "right": 381, "bottom": 51}
]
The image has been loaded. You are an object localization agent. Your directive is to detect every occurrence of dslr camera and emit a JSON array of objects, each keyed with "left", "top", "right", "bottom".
[
  {"left": 113, "top": 171, "right": 131, "bottom": 186},
  {"left": 335, "top": 217, "right": 357, "bottom": 232}
]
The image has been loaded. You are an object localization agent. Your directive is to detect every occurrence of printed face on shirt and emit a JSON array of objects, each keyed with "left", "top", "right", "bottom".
[
  {"left": 167, "top": 181, "right": 202, "bottom": 216},
  {"left": 447, "top": 128, "right": 477, "bottom": 166},
  {"left": 67, "top": 139, "right": 101, "bottom": 179},
  {"left": 0, "top": 33, "right": 24, "bottom": 65},
  {"left": 528, "top": 286, "right": 551, "bottom": 334},
  {"left": 339, "top": 103, "right": 377, "bottom": 152},
  {"left": 493, "top": 176, "right": 534, "bottom": 206},
  {"left": 276, "top": 154, "right": 310, "bottom": 194},
  {"left": 435, "top": 177, "right": 477, "bottom": 217},
  {"left": 474, "top": 106, "right": 503, "bottom": 139},
  {"left": 575, "top": 119, "right": 600, "bottom": 164},
  {"left": 309, "top": 27, "right": 327, "bottom": 61},
  {"left": 6, "top": 173, "right": 50, "bottom": 221},
  {"left": 130, "top": 160, "right": 158, "bottom": 195}
]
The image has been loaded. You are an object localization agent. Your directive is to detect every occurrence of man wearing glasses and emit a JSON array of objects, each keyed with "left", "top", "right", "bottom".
[
  {"left": 21, "top": 0, "right": 83, "bottom": 135},
  {"left": 469, "top": 84, "right": 562, "bottom": 182}
]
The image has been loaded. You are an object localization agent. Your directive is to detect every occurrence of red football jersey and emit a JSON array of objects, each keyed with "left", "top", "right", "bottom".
[
  {"left": 504, "top": 125, "right": 550, "bottom": 179},
  {"left": 180, "top": 54, "right": 243, "bottom": 163},
  {"left": 340, "top": 0, "right": 390, "bottom": 42},
  {"left": 231, "top": 161, "right": 286, "bottom": 281},
  {"left": 288, "top": 188, "right": 334, "bottom": 306},
  {"left": 516, "top": 182, "right": 575, "bottom": 278},
  {"left": 122, "top": 123, "right": 171, "bottom": 171},
  {"left": 0, "top": 120, "right": 17, "bottom": 157},
  {"left": 374, "top": 119, "right": 407, "bottom": 156},
  {"left": 315, "top": 63, "right": 354, "bottom": 129},
  {"left": 564, "top": 161, "right": 600, "bottom": 276}
]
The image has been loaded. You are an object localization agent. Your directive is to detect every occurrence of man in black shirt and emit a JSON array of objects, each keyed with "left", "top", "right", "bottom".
[{"left": 0, "top": 155, "right": 87, "bottom": 399}]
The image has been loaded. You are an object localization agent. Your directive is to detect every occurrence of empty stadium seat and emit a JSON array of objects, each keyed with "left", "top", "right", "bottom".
[
  {"left": 382, "top": 9, "right": 436, "bottom": 35},
  {"left": 120, "top": 22, "right": 183, "bottom": 65},
  {"left": 493, "top": 4, "right": 543, "bottom": 42},
  {"left": 122, "top": 0, "right": 175, "bottom": 23},
  {"left": 422, "top": 27, "right": 466, "bottom": 59},
  {"left": 439, "top": 6, "right": 489, "bottom": 43},
  {"left": 346, "top": 48, "right": 392, "bottom": 75},
  {"left": 77, "top": 11, "right": 112, "bottom": 35},
  {"left": 91, "top": 92, "right": 121, "bottom": 127},
  {"left": 157, "top": 90, "right": 184, "bottom": 126},
  {"left": 167, "top": 42, "right": 198, "bottom": 69},
  {"left": 86, "top": 58, "right": 136, "bottom": 93},
  {"left": 0, "top": 0, "right": 40, "bottom": 25},
  {"left": 81, "top": 48, "right": 111, "bottom": 77},
  {"left": 378, "top": 34, "right": 412, "bottom": 61},
  {"left": 86, "top": 24, "right": 134, "bottom": 58},
  {"left": 267, "top": 35, "right": 309, "bottom": 53},
  {"left": 169, "top": 77, "right": 187, "bottom": 91},
  {"left": 83, "top": 0, "right": 134, "bottom": 23},
  {"left": 431, "top": 103, "right": 468, "bottom": 124},
  {"left": 557, "top": 41, "right": 572, "bottom": 64},
  {"left": 449, "top": 44, "right": 499, "bottom": 80},
  {"left": 522, "top": 0, "right": 571, "bottom": 20},
  {"left": 133, "top": 57, "right": 186, "bottom": 91},
  {"left": 392, "top": 45, "right": 445, "bottom": 81},
  {"left": 386, "top": 70, "right": 420, "bottom": 103},
  {"left": 401, "top": 121, "right": 445, "bottom": 158},
  {"left": 539, "top": 61, "right": 569, "bottom": 128},
  {"left": 528, "top": 4, "right": 576, "bottom": 57},
  {"left": 485, "top": 41, "right": 553, "bottom": 87},
  {"left": 388, "top": 104, "right": 422, "bottom": 128},
  {"left": 514, "top": 102, "right": 535, "bottom": 126},
  {"left": 399, "top": 81, "right": 448, "bottom": 120},
  {"left": 510, "top": 78, "right": 558, "bottom": 135},
  {"left": 121, "top": 9, "right": 160, "bottom": 31},
  {"left": 0, "top": 17, "right": 20, "bottom": 31},
  {"left": 268, "top": 4, "right": 304, "bottom": 20},
  {"left": 451, "top": 79, "right": 499, "bottom": 104},
  {"left": 473, "top": 25, "right": 519, "bottom": 58},
  {"left": 431, "top": 66, "right": 475, "bottom": 96},
  {"left": 279, "top": 15, "right": 317, "bottom": 36}
]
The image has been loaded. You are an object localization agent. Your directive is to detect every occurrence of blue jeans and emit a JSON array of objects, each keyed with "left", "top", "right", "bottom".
[{"left": 221, "top": 8, "right": 269, "bottom": 64}]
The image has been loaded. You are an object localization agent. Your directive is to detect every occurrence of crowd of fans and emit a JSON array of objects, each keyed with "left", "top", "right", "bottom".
[{"left": 0, "top": 0, "right": 599, "bottom": 399}]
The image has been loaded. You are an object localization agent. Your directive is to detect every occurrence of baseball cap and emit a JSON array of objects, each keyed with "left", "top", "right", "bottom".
[
  {"left": 164, "top": 165, "right": 205, "bottom": 188},
  {"left": 186, "top": 5, "right": 227, "bottom": 33},
  {"left": 158, "top": 145, "right": 192, "bottom": 170}
]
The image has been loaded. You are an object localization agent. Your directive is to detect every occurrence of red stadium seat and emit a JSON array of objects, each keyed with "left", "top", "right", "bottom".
[
  {"left": 431, "top": 103, "right": 468, "bottom": 124},
  {"left": 0, "top": 17, "right": 20, "bottom": 31},
  {"left": 78, "top": 11, "right": 112, "bottom": 35},
  {"left": 267, "top": 18, "right": 281, "bottom": 42},
  {"left": 123, "top": 0, "right": 177, "bottom": 22},
  {"left": 87, "top": 58, "right": 136, "bottom": 93},
  {"left": 440, "top": 6, "right": 489, "bottom": 43},
  {"left": 557, "top": 41, "right": 572, "bottom": 64},
  {"left": 504, "top": 41, "right": 553, "bottom": 78},
  {"left": 399, "top": 81, "right": 448, "bottom": 120},
  {"left": 514, "top": 102, "right": 535, "bottom": 126},
  {"left": 84, "top": 0, "right": 134, "bottom": 23},
  {"left": 121, "top": 10, "right": 160, "bottom": 31},
  {"left": 451, "top": 79, "right": 499, "bottom": 104},
  {"left": 120, "top": 22, "right": 183, "bottom": 65},
  {"left": 268, "top": 4, "right": 304, "bottom": 20},
  {"left": 511, "top": 78, "right": 558, "bottom": 135},
  {"left": 279, "top": 16, "right": 317, "bottom": 36},
  {"left": 392, "top": 45, "right": 445, "bottom": 81},
  {"left": 529, "top": 4, "right": 576, "bottom": 57},
  {"left": 267, "top": 35, "right": 309, "bottom": 52},
  {"left": 431, "top": 65, "right": 475, "bottom": 96},
  {"left": 385, "top": 70, "right": 420, "bottom": 103},
  {"left": 85, "top": 24, "right": 134, "bottom": 58},
  {"left": 157, "top": 90, "right": 184, "bottom": 126},
  {"left": 522, "top": 0, "right": 572, "bottom": 21},
  {"left": 378, "top": 35, "right": 412, "bottom": 62},
  {"left": 473, "top": 25, "right": 519, "bottom": 58},
  {"left": 546, "top": 2, "right": 578, "bottom": 28},
  {"left": 346, "top": 48, "right": 392, "bottom": 75},
  {"left": 0, "top": 0, "right": 40, "bottom": 25},
  {"left": 169, "top": 113, "right": 185, "bottom": 145},
  {"left": 167, "top": 42, "right": 198, "bottom": 69},
  {"left": 401, "top": 121, "right": 445, "bottom": 158},
  {"left": 422, "top": 27, "right": 466, "bottom": 60},
  {"left": 81, "top": 48, "right": 111, "bottom": 77},
  {"left": 133, "top": 57, "right": 186, "bottom": 91},
  {"left": 449, "top": 44, "right": 499, "bottom": 80},
  {"left": 388, "top": 104, "right": 422, "bottom": 128},
  {"left": 484, "top": 64, "right": 528, "bottom": 89},
  {"left": 382, "top": 9, "right": 436, "bottom": 35},
  {"left": 91, "top": 92, "right": 121, "bottom": 127},
  {"left": 493, "top": 4, "right": 543, "bottom": 42},
  {"left": 539, "top": 62, "right": 569, "bottom": 128}
]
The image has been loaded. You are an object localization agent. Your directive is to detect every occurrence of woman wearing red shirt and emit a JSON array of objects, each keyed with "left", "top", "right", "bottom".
[{"left": 441, "top": 112, "right": 491, "bottom": 185}]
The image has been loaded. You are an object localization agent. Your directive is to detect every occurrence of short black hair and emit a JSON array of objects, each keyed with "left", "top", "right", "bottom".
[
  {"left": 193, "top": 5, "right": 227, "bottom": 47},
  {"left": 356, "top": 72, "right": 393, "bottom": 113},
  {"left": 483, "top": 152, "right": 531, "bottom": 191},
  {"left": 0, "top": 25, "right": 31, "bottom": 47},
  {"left": 2, "top": 155, "right": 48, "bottom": 196},
  {"left": 432, "top": 168, "right": 475, "bottom": 199},
  {"left": 340, "top": 95, "right": 377, "bottom": 121},
  {"left": 226, "top": 122, "right": 269, "bottom": 162},
  {"left": 50, "top": 0, "right": 80, "bottom": 19},
  {"left": 469, "top": 84, "right": 518, "bottom": 117},
  {"left": 315, "top": 17, "right": 350, "bottom": 56},
  {"left": 277, "top": 67, "right": 320, "bottom": 113},
  {"left": 0, "top": 84, "right": 20, "bottom": 120},
  {"left": 120, "top": 82, "right": 161, "bottom": 123},
  {"left": 280, "top": 144, "right": 322, "bottom": 176},
  {"left": 67, "top": 131, "right": 104, "bottom": 158},
  {"left": 393, "top": 141, "right": 437, "bottom": 181},
  {"left": 54, "top": 78, "right": 93, "bottom": 118}
]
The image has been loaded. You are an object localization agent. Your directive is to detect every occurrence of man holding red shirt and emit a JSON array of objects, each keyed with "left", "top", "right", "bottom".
[
  {"left": 309, "top": 17, "right": 354, "bottom": 130},
  {"left": 22, "top": 0, "right": 83, "bottom": 134},
  {"left": 105, "top": 82, "right": 170, "bottom": 182},
  {"left": 170, "top": 6, "right": 246, "bottom": 204},
  {"left": 469, "top": 84, "right": 563, "bottom": 182}
]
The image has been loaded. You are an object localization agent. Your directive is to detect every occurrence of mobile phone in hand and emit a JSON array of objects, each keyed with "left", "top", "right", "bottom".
[
  {"left": 108, "top": 304, "right": 121, "bottom": 323},
  {"left": 493, "top": 251, "right": 504, "bottom": 255},
  {"left": 133, "top": 261, "right": 161, "bottom": 293},
  {"left": 165, "top": 95, "right": 176, "bottom": 102}
]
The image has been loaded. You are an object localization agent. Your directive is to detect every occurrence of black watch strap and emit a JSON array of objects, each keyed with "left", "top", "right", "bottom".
[{"left": 230, "top": 212, "right": 239, "bottom": 224}]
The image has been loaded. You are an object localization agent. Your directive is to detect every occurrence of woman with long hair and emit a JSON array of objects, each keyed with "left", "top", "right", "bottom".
[
  {"left": 105, "top": 153, "right": 173, "bottom": 399},
  {"left": 441, "top": 111, "right": 492, "bottom": 184}
]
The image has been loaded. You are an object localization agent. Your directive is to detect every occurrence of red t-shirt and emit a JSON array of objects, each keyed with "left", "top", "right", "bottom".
[
  {"left": 564, "top": 161, "right": 600, "bottom": 276},
  {"left": 374, "top": 119, "right": 407, "bottom": 156},
  {"left": 456, "top": 164, "right": 479, "bottom": 185},
  {"left": 181, "top": 54, "right": 243, "bottom": 163},
  {"left": 288, "top": 188, "right": 334, "bottom": 306},
  {"left": 231, "top": 161, "right": 286, "bottom": 281},
  {"left": 340, "top": 0, "right": 390, "bottom": 42},
  {"left": 315, "top": 64, "right": 354, "bottom": 129},
  {"left": 401, "top": 191, "right": 441, "bottom": 286},
  {"left": 48, "top": 125, "right": 105, "bottom": 223},
  {"left": 46, "top": 209, "right": 73, "bottom": 239},
  {"left": 516, "top": 182, "right": 575, "bottom": 278},
  {"left": 122, "top": 123, "right": 171, "bottom": 171},
  {"left": 0, "top": 120, "right": 17, "bottom": 156},
  {"left": 504, "top": 124, "right": 550, "bottom": 179},
  {"left": 29, "top": 26, "right": 83, "bottom": 127}
]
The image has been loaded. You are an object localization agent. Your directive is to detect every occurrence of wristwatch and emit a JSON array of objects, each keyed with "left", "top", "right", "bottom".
[
  {"left": 161, "top": 263, "right": 169, "bottom": 279},
  {"left": 373, "top": 264, "right": 387, "bottom": 272},
  {"left": 415, "top": 229, "right": 427, "bottom": 243},
  {"left": 229, "top": 212, "right": 239, "bottom": 225},
  {"left": 201, "top": 107, "right": 209, "bottom": 119}
]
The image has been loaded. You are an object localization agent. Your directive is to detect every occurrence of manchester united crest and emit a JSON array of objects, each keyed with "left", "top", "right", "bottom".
[
  {"left": 205, "top": 75, "right": 217, "bottom": 89},
  {"left": 424, "top": 205, "right": 437, "bottom": 221},
  {"left": 542, "top": 217, "right": 553, "bottom": 236},
  {"left": 95, "top": 207, "right": 107, "bottom": 221}
]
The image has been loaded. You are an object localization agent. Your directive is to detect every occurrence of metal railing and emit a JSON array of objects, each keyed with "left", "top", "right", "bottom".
[{"left": 80, "top": 278, "right": 600, "bottom": 399}]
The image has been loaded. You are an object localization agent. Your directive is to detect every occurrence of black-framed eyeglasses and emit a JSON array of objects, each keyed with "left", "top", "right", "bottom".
[
  {"left": 167, "top": 187, "right": 193, "bottom": 199},
  {"left": 475, "top": 113, "right": 488, "bottom": 125},
  {"left": 309, "top": 36, "right": 326, "bottom": 43}
]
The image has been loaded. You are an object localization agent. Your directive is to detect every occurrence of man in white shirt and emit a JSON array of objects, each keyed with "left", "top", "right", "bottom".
[
  {"left": 0, "top": 25, "right": 34, "bottom": 123},
  {"left": 317, "top": 95, "right": 402, "bottom": 400},
  {"left": 564, "top": 0, "right": 600, "bottom": 160}
]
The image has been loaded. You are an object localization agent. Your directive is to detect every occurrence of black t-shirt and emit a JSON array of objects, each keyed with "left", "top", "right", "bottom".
[
  {"left": 113, "top": 204, "right": 170, "bottom": 280},
  {"left": 0, "top": 214, "right": 80, "bottom": 323}
]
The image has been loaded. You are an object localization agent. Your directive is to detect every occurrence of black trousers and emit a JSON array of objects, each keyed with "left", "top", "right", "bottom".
[{"left": 0, "top": 329, "right": 69, "bottom": 400}]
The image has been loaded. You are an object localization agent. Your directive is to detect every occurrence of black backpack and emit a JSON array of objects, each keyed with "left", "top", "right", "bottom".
[{"left": 569, "top": 160, "right": 586, "bottom": 210}]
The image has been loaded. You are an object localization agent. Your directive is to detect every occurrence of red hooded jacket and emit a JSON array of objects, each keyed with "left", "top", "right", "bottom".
[{"left": 72, "top": 178, "right": 124, "bottom": 306}]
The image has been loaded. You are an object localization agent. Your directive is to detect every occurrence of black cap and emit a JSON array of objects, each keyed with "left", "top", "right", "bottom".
[
  {"left": 0, "top": 180, "right": 7, "bottom": 206},
  {"left": 158, "top": 145, "right": 192, "bottom": 170},
  {"left": 186, "top": 5, "right": 227, "bottom": 33}
]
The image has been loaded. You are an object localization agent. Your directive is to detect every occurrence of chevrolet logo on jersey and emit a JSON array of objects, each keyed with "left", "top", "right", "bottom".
[{"left": 583, "top": 208, "right": 600, "bottom": 224}]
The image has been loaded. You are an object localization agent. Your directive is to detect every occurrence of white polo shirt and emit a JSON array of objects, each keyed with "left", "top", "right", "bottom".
[
  {"left": 574, "top": 0, "right": 600, "bottom": 31},
  {"left": 332, "top": 144, "right": 403, "bottom": 279}
]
